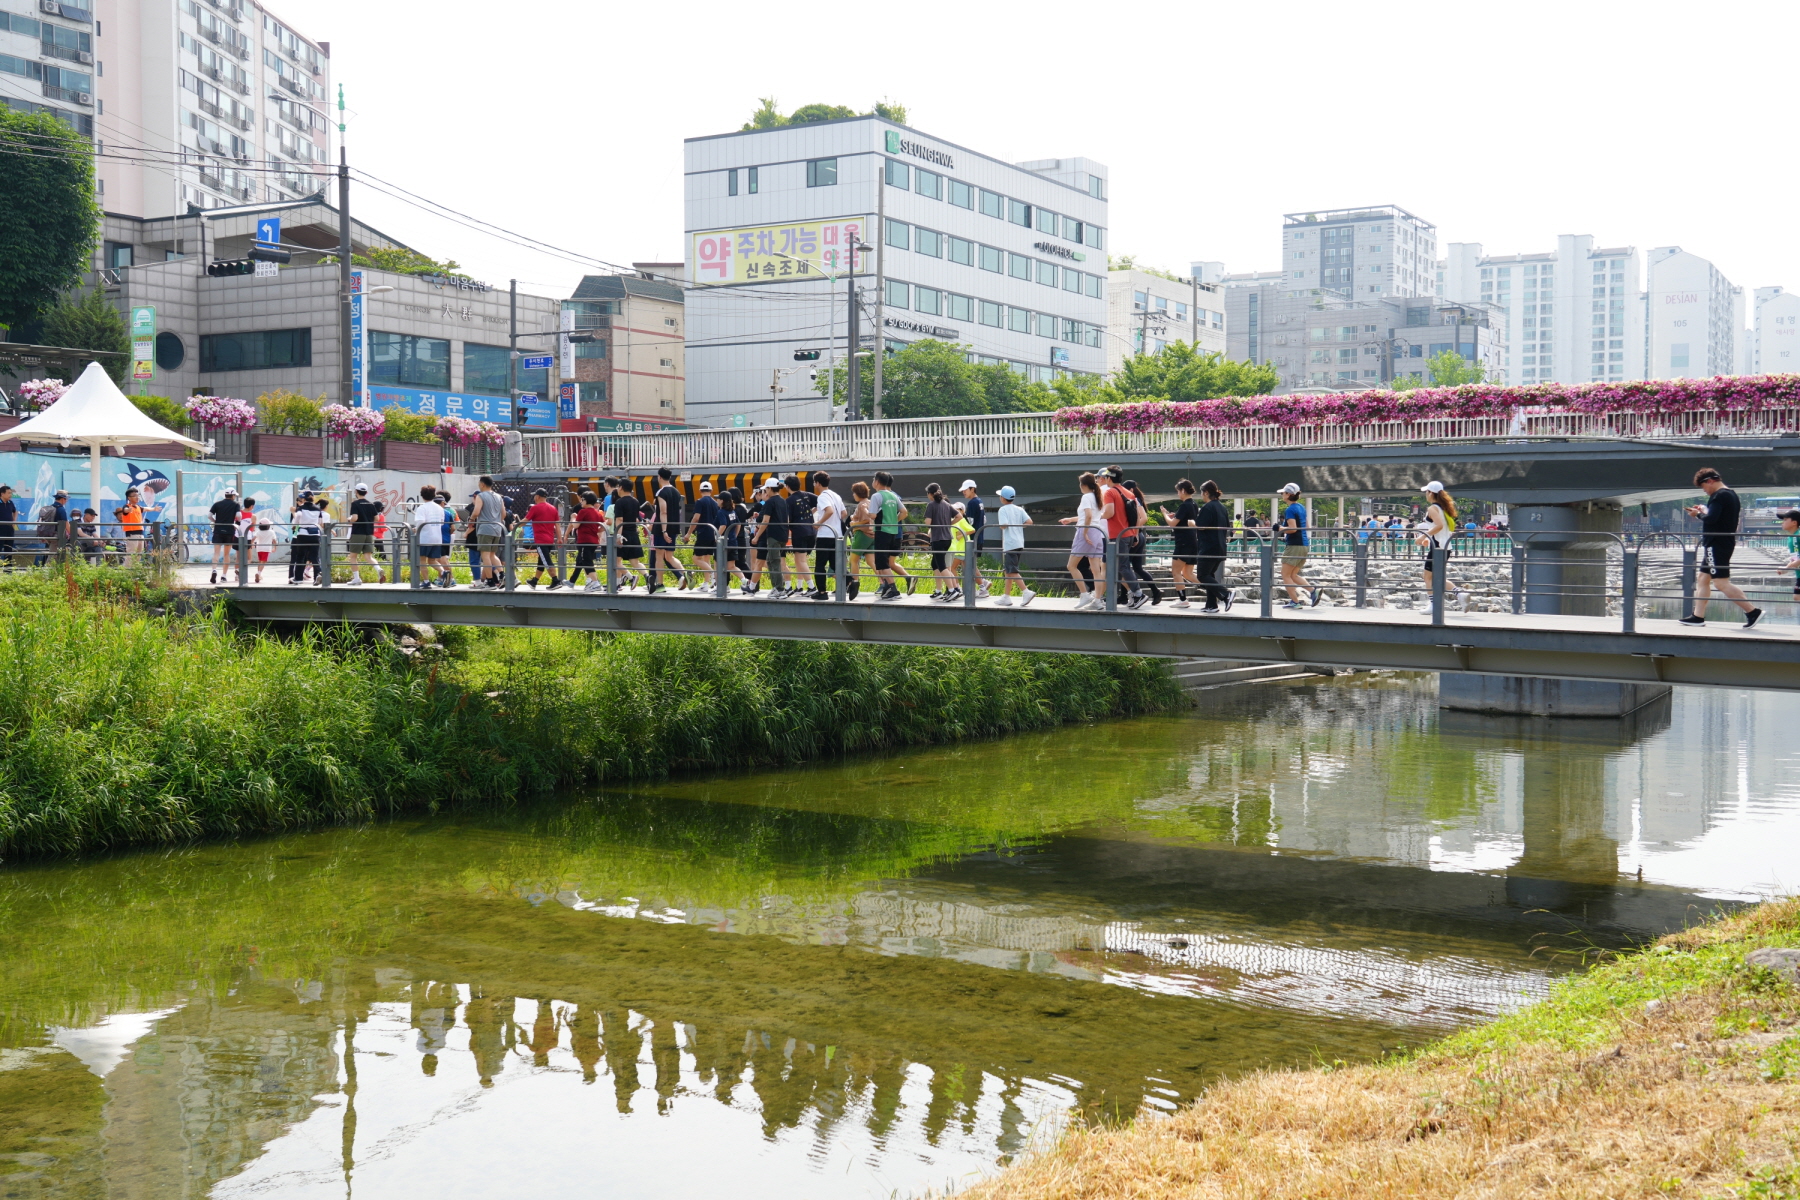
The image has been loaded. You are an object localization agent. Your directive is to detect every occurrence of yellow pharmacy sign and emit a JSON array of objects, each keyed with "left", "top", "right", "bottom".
[{"left": 689, "top": 216, "right": 872, "bottom": 287}]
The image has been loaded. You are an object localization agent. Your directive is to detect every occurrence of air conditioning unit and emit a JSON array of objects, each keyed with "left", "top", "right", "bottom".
[
  {"left": 77, "top": 50, "right": 92, "bottom": 63},
  {"left": 39, "top": 0, "right": 57, "bottom": 13},
  {"left": 77, "top": 92, "right": 91, "bottom": 104}
]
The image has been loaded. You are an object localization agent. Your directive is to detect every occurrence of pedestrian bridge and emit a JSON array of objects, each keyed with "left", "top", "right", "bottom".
[{"left": 225, "top": 579, "right": 1800, "bottom": 694}]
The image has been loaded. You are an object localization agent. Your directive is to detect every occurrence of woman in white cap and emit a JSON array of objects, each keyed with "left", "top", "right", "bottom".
[{"left": 1418, "top": 481, "right": 1461, "bottom": 612}]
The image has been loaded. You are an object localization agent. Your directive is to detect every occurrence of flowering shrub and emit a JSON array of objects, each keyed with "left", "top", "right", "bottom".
[
  {"left": 432, "top": 416, "right": 505, "bottom": 448},
  {"left": 14, "top": 378, "right": 67, "bottom": 411},
  {"left": 1052, "top": 374, "right": 1800, "bottom": 433},
  {"left": 184, "top": 394, "right": 258, "bottom": 432},
  {"left": 321, "top": 403, "right": 387, "bottom": 444}
]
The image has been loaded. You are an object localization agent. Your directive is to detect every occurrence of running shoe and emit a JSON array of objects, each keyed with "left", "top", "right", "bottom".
[
  {"left": 809, "top": 590, "right": 831, "bottom": 601},
  {"left": 1173, "top": 600, "right": 1190, "bottom": 609},
  {"left": 1309, "top": 587, "right": 1322, "bottom": 606},
  {"left": 1222, "top": 591, "right": 1234, "bottom": 612},
  {"left": 876, "top": 585, "right": 900, "bottom": 602},
  {"left": 946, "top": 587, "right": 962, "bottom": 602},
  {"left": 1019, "top": 588, "right": 1036, "bottom": 607},
  {"left": 1127, "top": 593, "right": 1149, "bottom": 610},
  {"left": 1679, "top": 615, "right": 1706, "bottom": 625},
  {"left": 993, "top": 595, "right": 1013, "bottom": 606},
  {"left": 1743, "top": 608, "right": 1765, "bottom": 629},
  {"left": 904, "top": 575, "right": 916, "bottom": 594},
  {"left": 584, "top": 579, "right": 601, "bottom": 593},
  {"left": 548, "top": 579, "right": 566, "bottom": 591}
]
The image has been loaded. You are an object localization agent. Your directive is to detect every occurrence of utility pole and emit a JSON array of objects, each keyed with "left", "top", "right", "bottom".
[
  {"left": 507, "top": 278, "right": 518, "bottom": 426},
  {"left": 873, "top": 176, "right": 885, "bottom": 420},
  {"left": 1137, "top": 302, "right": 1155, "bottom": 359},
  {"left": 769, "top": 366, "right": 783, "bottom": 426},
  {"left": 847, "top": 281, "right": 862, "bottom": 421},
  {"left": 335, "top": 83, "right": 352, "bottom": 408},
  {"left": 1190, "top": 275, "right": 1198, "bottom": 346}
]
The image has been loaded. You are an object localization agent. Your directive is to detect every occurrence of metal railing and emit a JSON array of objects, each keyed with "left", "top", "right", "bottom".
[{"left": 518, "top": 405, "right": 1800, "bottom": 474}]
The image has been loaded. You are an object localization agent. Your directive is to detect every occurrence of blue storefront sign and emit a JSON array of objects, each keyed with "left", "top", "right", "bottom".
[
  {"left": 368, "top": 384, "right": 513, "bottom": 425},
  {"left": 349, "top": 270, "right": 367, "bottom": 407}
]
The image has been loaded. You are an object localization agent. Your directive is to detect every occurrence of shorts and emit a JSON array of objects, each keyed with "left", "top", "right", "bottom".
[
  {"left": 652, "top": 530, "right": 675, "bottom": 550},
  {"left": 617, "top": 537, "right": 643, "bottom": 561},
  {"left": 533, "top": 545, "right": 556, "bottom": 568},
  {"left": 348, "top": 532, "right": 375, "bottom": 554},
  {"left": 1281, "top": 545, "right": 1309, "bottom": 567},
  {"left": 872, "top": 530, "right": 901, "bottom": 571},
  {"left": 692, "top": 542, "right": 714, "bottom": 557},
  {"left": 1700, "top": 539, "right": 1734, "bottom": 579},
  {"left": 755, "top": 542, "right": 782, "bottom": 561},
  {"left": 420, "top": 545, "right": 447, "bottom": 560},
  {"left": 1070, "top": 527, "right": 1104, "bottom": 558},
  {"left": 475, "top": 532, "right": 503, "bottom": 552},
  {"left": 1003, "top": 549, "right": 1023, "bottom": 573},
  {"left": 1172, "top": 536, "right": 1200, "bottom": 565},
  {"left": 211, "top": 529, "right": 236, "bottom": 545},
  {"left": 788, "top": 530, "right": 816, "bottom": 552},
  {"left": 848, "top": 532, "right": 873, "bottom": 553},
  {"left": 256, "top": 550, "right": 270, "bottom": 563},
  {"left": 930, "top": 539, "right": 951, "bottom": 571}
]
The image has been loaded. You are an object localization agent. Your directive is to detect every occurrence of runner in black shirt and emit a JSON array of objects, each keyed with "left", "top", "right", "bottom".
[
  {"left": 610, "top": 479, "right": 644, "bottom": 590},
  {"left": 0, "top": 485, "right": 16, "bottom": 568},
  {"left": 1159, "top": 479, "right": 1202, "bottom": 609},
  {"left": 689, "top": 480, "right": 722, "bottom": 579},
  {"left": 1682, "top": 467, "right": 1760, "bottom": 627},
  {"left": 649, "top": 465, "right": 687, "bottom": 592},
  {"left": 208, "top": 489, "right": 241, "bottom": 584},
  {"left": 753, "top": 478, "right": 790, "bottom": 596},
  {"left": 1195, "top": 481, "right": 1233, "bottom": 612},
  {"left": 346, "top": 484, "right": 385, "bottom": 585},
  {"left": 782, "top": 473, "right": 815, "bottom": 597}
]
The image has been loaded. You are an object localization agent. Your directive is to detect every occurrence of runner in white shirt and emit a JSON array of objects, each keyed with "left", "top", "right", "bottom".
[
  {"left": 411, "top": 484, "right": 451, "bottom": 587},
  {"left": 250, "top": 512, "right": 280, "bottom": 583},
  {"left": 992, "top": 485, "right": 1034, "bottom": 606},
  {"left": 809, "top": 471, "right": 845, "bottom": 600}
]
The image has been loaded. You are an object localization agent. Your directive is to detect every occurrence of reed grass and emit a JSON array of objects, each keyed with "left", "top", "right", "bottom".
[{"left": 0, "top": 569, "right": 1182, "bottom": 857}]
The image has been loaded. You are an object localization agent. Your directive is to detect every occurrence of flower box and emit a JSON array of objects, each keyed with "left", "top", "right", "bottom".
[
  {"left": 252, "top": 432, "right": 324, "bottom": 467},
  {"left": 378, "top": 439, "right": 442, "bottom": 472}
]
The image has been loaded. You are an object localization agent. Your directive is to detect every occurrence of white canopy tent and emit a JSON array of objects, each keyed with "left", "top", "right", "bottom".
[{"left": 4, "top": 362, "right": 204, "bottom": 509}]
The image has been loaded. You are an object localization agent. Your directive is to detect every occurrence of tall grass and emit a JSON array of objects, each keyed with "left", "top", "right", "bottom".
[{"left": 0, "top": 572, "right": 1181, "bottom": 857}]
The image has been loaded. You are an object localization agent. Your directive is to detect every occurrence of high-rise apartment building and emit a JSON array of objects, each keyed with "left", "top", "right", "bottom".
[
  {"left": 1754, "top": 286, "right": 1800, "bottom": 374},
  {"left": 683, "top": 116, "right": 1110, "bottom": 426},
  {"left": 1105, "top": 266, "right": 1224, "bottom": 373},
  {"left": 2, "top": 0, "right": 332, "bottom": 224},
  {"left": 1281, "top": 206, "right": 1436, "bottom": 299},
  {"left": 1645, "top": 247, "right": 1740, "bottom": 381},
  {"left": 1439, "top": 235, "right": 1644, "bottom": 386}
]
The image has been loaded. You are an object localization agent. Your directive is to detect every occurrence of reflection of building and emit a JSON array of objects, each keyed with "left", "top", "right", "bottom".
[
  {"left": 562, "top": 267, "right": 686, "bottom": 426},
  {"left": 1105, "top": 265, "right": 1225, "bottom": 372}
]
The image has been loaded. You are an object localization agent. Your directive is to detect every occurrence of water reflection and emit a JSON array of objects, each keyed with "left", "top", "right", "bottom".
[{"left": 2, "top": 675, "right": 1796, "bottom": 1199}]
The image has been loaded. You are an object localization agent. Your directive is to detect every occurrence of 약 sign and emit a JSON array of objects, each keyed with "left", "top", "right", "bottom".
[{"left": 691, "top": 217, "right": 871, "bottom": 286}]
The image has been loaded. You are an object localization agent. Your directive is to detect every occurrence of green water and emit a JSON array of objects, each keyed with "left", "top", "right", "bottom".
[{"left": 2, "top": 673, "right": 1797, "bottom": 1199}]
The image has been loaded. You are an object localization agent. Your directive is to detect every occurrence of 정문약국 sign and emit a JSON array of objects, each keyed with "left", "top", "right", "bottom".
[{"left": 690, "top": 217, "right": 872, "bottom": 286}]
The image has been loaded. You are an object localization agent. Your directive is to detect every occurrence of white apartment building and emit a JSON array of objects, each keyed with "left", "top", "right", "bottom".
[
  {"left": 1439, "top": 235, "right": 1644, "bottom": 385},
  {"left": 1282, "top": 206, "right": 1437, "bottom": 299},
  {"left": 2, "top": 0, "right": 331, "bottom": 225},
  {"left": 1105, "top": 266, "right": 1225, "bottom": 374},
  {"left": 683, "top": 116, "right": 1110, "bottom": 426},
  {"left": 1645, "top": 247, "right": 1740, "bottom": 381},
  {"left": 1754, "top": 286, "right": 1800, "bottom": 374}
]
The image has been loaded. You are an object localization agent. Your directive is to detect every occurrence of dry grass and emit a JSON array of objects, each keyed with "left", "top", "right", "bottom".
[{"left": 961, "top": 898, "right": 1800, "bottom": 1200}]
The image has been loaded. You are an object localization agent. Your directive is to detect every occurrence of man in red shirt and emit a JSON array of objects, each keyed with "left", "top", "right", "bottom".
[
  {"left": 523, "top": 488, "right": 566, "bottom": 589},
  {"left": 1096, "top": 466, "right": 1143, "bottom": 607},
  {"left": 568, "top": 490, "right": 606, "bottom": 592}
]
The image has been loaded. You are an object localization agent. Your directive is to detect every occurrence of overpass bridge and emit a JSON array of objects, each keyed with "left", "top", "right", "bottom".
[{"left": 508, "top": 409, "right": 1800, "bottom": 507}]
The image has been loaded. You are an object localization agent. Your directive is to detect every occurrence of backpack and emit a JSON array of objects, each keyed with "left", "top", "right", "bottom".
[{"left": 35, "top": 508, "right": 59, "bottom": 539}]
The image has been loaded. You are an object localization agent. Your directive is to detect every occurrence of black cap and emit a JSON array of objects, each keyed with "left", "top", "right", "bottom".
[{"left": 1780, "top": 510, "right": 1800, "bottom": 523}]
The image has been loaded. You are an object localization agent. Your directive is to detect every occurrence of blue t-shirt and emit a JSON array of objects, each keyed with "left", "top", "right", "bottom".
[{"left": 1282, "top": 502, "right": 1308, "bottom": 546}]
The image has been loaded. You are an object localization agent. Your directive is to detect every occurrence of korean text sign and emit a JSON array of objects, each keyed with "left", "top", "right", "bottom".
[{"left": 690, "top": 217, "right": 871, "bottom": 286}]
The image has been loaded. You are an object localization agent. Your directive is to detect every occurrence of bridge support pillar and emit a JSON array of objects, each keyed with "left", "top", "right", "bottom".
[{"left": 1441, "top": 502, "right": 1671, "bottom": 718}]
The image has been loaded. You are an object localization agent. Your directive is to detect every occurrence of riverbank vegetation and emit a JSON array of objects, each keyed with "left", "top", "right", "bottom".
[
  {"left": 0, "top": 569, "right": 1182, "bottom": 857},
  {"left": 964, "top": 896, "right": 1800, "bottom": 1200}
]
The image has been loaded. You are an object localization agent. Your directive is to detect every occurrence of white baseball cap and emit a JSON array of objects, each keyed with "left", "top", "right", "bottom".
[
  {"left": 1280, "top": 482, "right": 1300, "bottom": 495},
  {"left": 960, "top": 479, "right": 978, "bottom": 491},
  {"left": 1421, "top": 480, "right": 1445, "bottom": 493},
  {"left": 761, "top": 476, "right": 781, "bottom": 489},
  {"left": 699, "top": 480, "right": 713, "bottom": 491}
]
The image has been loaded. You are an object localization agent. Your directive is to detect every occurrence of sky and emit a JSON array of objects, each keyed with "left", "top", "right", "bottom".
[{"left": 278, "top": 0, "right": 1797, "bottom": 304}]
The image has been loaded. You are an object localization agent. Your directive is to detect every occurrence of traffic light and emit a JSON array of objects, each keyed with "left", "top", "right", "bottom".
[
  {"left": 206, "top": 258, "right": 255, "bottom": 277},
  {"left": 248, "top": 245, "right": 291, "bottom": 264},
  {"left": 793, "top": 348, "right": 822, "bottom": 362}
]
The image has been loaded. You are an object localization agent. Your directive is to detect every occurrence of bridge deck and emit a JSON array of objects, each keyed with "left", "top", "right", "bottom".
[{"left": 221, "top": 579, "right": 1800, "bottom": 693}]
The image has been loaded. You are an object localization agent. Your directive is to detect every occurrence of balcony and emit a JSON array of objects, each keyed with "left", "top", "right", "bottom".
[
  {"left": 276, "top": 74, "right": 303, "bottom": 96},
  {"left": 42, "top": 84, "right": 90, "bottom": 105}
]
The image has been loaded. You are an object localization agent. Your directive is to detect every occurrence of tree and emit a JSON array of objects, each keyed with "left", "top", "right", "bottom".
[
  {"left": 742, "top": 96, "right": 785, "bottom": 130},
  {"left": 739, "top": 98, "right": 909, "bottom": 131},
  {"left": 1390, "top": 348, "right": 1487, "bottom": 391},
  {"left": 872, "top": 100, "right": 908, "bottom": 124},
  {"left": 0, "top": 109, "right": 101, "bottom": 330},
  {"left": 40, "top": 288, "right": 130, "bottom": 382},
  {"left": 321, "top": 246, "right": 468, "bottom": 279},
  {"left": 824, "top": 339, "right": 1063, "bottom": 418},
  {"left": 970, "top": 362, "right": 1058, "bottom": 414},
  {"left": 1111, "top": 342, "right": 1280, "bottom": 403},
  {"left": 786, "top": 103, "right": 858, "bottom": 125}
]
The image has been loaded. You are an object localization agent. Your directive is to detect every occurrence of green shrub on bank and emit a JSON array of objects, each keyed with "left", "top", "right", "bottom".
[{"left": 0, "top": 572, "right": 1182, "bottom": 857}]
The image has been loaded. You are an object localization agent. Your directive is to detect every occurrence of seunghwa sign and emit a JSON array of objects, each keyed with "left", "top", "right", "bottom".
[{"left": 885, "top": 129, "right": 953, "bottom": 169}]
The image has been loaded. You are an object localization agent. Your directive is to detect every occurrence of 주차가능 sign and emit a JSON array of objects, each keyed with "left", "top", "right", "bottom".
[{"left": 691, "top": 217, "right": 871, "bottom": 286}]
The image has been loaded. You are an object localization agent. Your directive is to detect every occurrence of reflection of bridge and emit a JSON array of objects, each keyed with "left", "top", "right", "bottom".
[
  {"left": 230, "top": 580, "right": 1800, "bottom": 692},
  {"left": 511, "top": 410, "right": 1800, "bottom": 505}
]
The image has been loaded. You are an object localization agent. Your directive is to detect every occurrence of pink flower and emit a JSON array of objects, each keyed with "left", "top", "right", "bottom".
[{"left": 184, "top": 395, "right": 258, "bottom": 432}]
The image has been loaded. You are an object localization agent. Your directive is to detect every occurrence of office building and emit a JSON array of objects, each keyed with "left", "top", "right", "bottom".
[
  {"left": 1225, "top": 284, "right": 1505, "bottom": 393},
  {"left": 1754, "top": 286, "right": 1800, "bottom": 374},
  {"left": 561, "top": 266, "right": 686, "bottom": 427},
  {"left": 1645, "top": 247, "right": 1740, "bottom": 381},
  {"left": 1105, "top": 265, "right": 1225, "bottom": 373},
  {"left": 1281, "top": 206, "right": 1437, "bottom": 300},
  {"left": 683, "top": 116, "right": 1109, "bottom": 426},
  {"left": 1439, "top": 235, "right": 1643, "bottom": 385},
  {"left": 3, "top": 0, "right": 334, "bottom": 222}
]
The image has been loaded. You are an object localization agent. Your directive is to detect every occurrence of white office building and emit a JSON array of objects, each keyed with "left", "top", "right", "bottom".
[
  {"left": 2, "top": 0, "right": 333, "bottom": 224},
  {"left": 1754, "top": 286, "right": 1800, "bottom": 374},
  {"left": 683, "top": 116, "right": 1110, "bottom": 426},
  {"left": 1439, "top": 235, "right": 1643, "bottom": 385},
  {"left": 1105, "top": 266, "right": 1225, "bottom": 374},
  {"left": 1645, "top": 247, "right": 1740, "bottom": 381},
  {"left": 1281, "top": 206, "right": 1437, "bottom": 300}
]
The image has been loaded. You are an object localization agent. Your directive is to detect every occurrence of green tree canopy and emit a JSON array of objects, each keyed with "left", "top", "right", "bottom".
[
  {"left": 40, "top": 288, "right": 129, "bottom": 383},
  {"left": 1109, "top": 342, "right": 1280, "bottom": 403},
  {"left": 321, "top": 247, "right": 468, "bottom": 279},
  {"left": 825, "top": 340, "right": 1061, "bottom": 419},
  {"left": 1390, "top": 348, "right": 1488, "bottom": 391},
  {"left": 741, "top": 98, "right": 909, "bottom": 131},
  {"left": 0, "top": 109, "right": 101, "bottom": 330}
]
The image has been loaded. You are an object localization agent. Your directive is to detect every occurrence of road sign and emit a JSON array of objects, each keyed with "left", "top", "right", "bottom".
[
  {"left": 521, "top": 355, "right": 553, "bottom": 371},
  {"left": 517, "top": 392, "right": 539, "bottom": 405},
  {"left": 256, "top": 217, "right": 280, "bottom": 246}
]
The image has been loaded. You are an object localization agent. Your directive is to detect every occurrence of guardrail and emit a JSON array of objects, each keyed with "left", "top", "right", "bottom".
[{"left": 517, "top": 406, "right": 1800, "bottom": 474}]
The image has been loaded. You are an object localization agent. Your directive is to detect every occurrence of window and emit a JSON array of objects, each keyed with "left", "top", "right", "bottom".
[
  {"left": 884, "top": 218, "right": 909, "bottom": 250},
  {"left": 1133, "top": 291, "right": 1148, "bottom": 310},
  {"left": 1210, "top": 310, "right": 1222, "bottom": 329},
  {"left": 1007, "top": 198, "right": 1030, "bottom": 226},
  {"left": 1037, "top": 260, "right": 1058, "bottom": 287},
  {"left": 914, "top": 168, "right": 942, "bottom": 200},
  {"left": 1064, "top": 270, "right": 1082, "bottom": 294},
  {"left": 1156, "top": 297, "right": 1169, "bottom": 312},
  {"left": 806, "top": 157, "right": 837, "bottom": 187},
  {"left": 1037, "top": 313, "right": 1057, "bottom": 339},
  {"left": 1176, "top": 302, "right": 1188, "bottom": 320},
  {"left": 1338, "top": 348, "right": 1356, "bottom": 363},
  {"left": 885, "top": 158, "right": 908, "bottom": 188},
  {"left": 885, "top": 279, "right": 909, "bottom": 309},
  {"left": 462, "top": 343, "right": 517, "bottom": 395},
  {"left": 1008, "top": 252, "right": 1032, "bottom": 280},
  {"left": 915, "top": 228, "right": 943, "bottom": 258},
  {"left": 948, "top": 293, "right": 973, "bottom": 322},
  {"left": 914, "top": 286, "right": 942, "bottom": 316},
  {"left": 1088, "top": 175, "right": 1104, "bottom": 200},
  {"left": 200, "top": 328, "right": 312, "bottom": 372},
  {"left": 1009, "top": 307, "right": 1030, "bottom": 333},
  {"left": 979, "top": 189, "right": 1003, "bottom": 218},
  {"left": 1670, "top": 343, "right": 1690, "bottom": 369},
  {"left": 575, "top": 339, "right": 607, "bottom": 360},
  {"left": 979, "top": 300, "right": 1002, "bottom": 327},
  {"left": 979, "top": 244, "right": 1003, "bottom": 273},
  {"left": 747, "top": 166, "right": 758, "bottom": 194},
  {"left": 1086, "top": 274, "right": 1103, "bottom": 299},
  {"left": 1062, "top": 216, "right": 1083, "bottom": 243},
  {"left": 727, "top": 169, "right": 738, "bottom": 196},
  {"left": 948, "top": 179, "right": 973, "bottom": 209},
  {"left": 1036, "top": 208, "right": 1058, "bottom": 234},
  {"left": 104, "top": 240, "right": 133, "bottom": 269},
  {"left": 948, "top": 236, "right": 973, "bottom": 266},
  {"left": 153, "top": 331, "right": 184, "bottom": 371}
]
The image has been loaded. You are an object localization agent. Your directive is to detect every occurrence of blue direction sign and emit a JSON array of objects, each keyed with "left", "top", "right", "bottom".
[
  {"left": 521, "top": 355, "right": 553, "bottom": 371},
  {"left": 516, "top": 392, "right": 539, "bottom": 405},
  {"left": 256, "top": 217, "right": 281, "bottom": 246}
]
